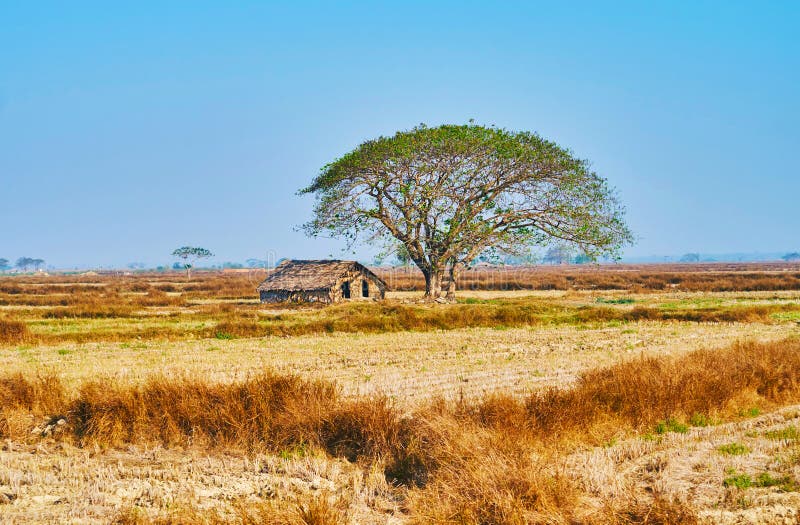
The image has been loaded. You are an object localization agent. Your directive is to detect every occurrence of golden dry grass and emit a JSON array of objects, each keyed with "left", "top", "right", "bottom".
[
  {"left": 0, "top": 319, "right": 30, "bottom": 345},
  {"left": 5, "top": 339, "right": 800, "bottom": 523},
  {"left": 2, "top": 322, "right": 793, "bottom": 404},
  {"left": 2, "top": 269, "right": 800, "bottom": 523},
  {"left": 377, "top": 262, "right": 800, "bottom": 293}
]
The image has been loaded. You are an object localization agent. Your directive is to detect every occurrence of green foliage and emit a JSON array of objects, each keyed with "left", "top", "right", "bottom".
[
  {"left": 279, "top": 442, "right": 310, "bottom": 460},
  {"left": 689, "top": 413, "right": 714, "bottom": 427},
  {"left": 717, "top": 442, "right": 750, "bottom": 456},
  {"left": 172, "top": 246, "right": 214, "bottom": 263},
  {"left": 595, "top": 297, "right": 635, "bottom": 305},
  {"left": 654, "top": 418, "right": 688, "bottom": 434},
  {"left": 753, "top": 472, "right": 798, "bottom": 491},
  {"left": 723, "top": 470, "right": 798, "bottom": 491},
  {"left": 723, "top": 472, "right": 752, "bottom": 489},
  {"left": 764, "top": 425, "right": 800, "bottom": 441},
  {"left": 300, "top": 123, "right": 633, "bottom": 296}
]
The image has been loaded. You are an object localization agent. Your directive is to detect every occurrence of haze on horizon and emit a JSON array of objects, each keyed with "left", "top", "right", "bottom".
[{"left": 2, "top": 2, "right": 798, "bottom": 268}]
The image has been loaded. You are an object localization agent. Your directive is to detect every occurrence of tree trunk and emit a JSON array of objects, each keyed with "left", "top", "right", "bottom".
[
  {"left": 422, "top": 269, "right": 443, "bottom": 300},
  {"left": 446, "top": 263, "right": 459, "bottom": 301}
]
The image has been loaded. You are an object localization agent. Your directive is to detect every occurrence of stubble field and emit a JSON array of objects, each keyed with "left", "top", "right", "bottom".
[{"left": 2, "top": 264, "right": 800, "bottom": 524}]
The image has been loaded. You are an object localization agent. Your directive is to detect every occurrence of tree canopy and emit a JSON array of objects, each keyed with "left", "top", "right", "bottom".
[
  {"left": 15, "top": 257, "right": 45, "bottom": 272},
  {"left": 680, "top": 253, "right": 701, "bottom": 263},
  {"left": 172, "top": 246, "right": 213, "bottom": 279},
  {"left": 301, "top": 124, "right": 633, "bottom": 299}
]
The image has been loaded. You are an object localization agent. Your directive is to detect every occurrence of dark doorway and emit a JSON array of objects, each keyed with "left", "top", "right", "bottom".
[
  {"left": 362, "top": 280, "right": 369, "bottom": 298},
  {"left": 341, "top": 282, "right": 350, "bottom": 299}
]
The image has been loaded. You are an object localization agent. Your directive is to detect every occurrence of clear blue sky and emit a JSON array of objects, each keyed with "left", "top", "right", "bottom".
[{"left": 2, "top": 1, "right": 798, "bottom": 268}]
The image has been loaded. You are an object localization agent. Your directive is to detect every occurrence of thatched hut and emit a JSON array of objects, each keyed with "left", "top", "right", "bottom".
[{"left": 256, "top": 260, "right": 386, "bottom": 304}]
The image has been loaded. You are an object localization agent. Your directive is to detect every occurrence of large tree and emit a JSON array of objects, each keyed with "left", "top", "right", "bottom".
[{"left": 301, "top": 124, "right": 633, "bottom": 299}]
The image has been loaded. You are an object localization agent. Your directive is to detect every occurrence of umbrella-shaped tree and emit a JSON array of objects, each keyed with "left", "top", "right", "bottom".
[
  {"left": 172, "top": 246, "right": 213, "bottom": 280},
  {"left": 301, "top": 124, "right": 633, "bottom": 300}
]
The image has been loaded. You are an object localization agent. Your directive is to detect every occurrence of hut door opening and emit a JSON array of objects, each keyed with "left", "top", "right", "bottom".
[
  {"left": 341, "top": 282, "right": 351, "bottom": 299},
  {"left": 362, "top": 280, "right": 369, "bottom": 298}
]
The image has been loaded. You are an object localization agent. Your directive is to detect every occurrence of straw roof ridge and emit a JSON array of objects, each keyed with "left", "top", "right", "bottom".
[{"left": 256, "top": 259, "right": 385, "bottom": 292}]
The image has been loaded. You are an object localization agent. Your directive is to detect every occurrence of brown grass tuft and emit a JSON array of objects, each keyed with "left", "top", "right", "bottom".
[
  {"left": 0, "top": 372, "right": 66, "bottom": 438},
  {"left": 523, "top": 339, "right": 800, "bottom": 437},
  {"left": 596, "top": 495, "right": 700, "bottom": 524},
  {"left": 0, "top": 318, "right": 31, "bottom": 345},
  {"left": 112, "top": 493, "right": 349, "bottom": 525},
  {"left": 70, "top": 373, "right": 340, "bottom": 450}
]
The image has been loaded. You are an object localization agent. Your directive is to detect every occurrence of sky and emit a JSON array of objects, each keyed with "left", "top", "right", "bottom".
[{"left": 1, "top": 1, "right": 798, "bottom": 268}]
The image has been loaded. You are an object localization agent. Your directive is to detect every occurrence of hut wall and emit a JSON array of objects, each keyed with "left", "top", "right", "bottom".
[
  {"left": 328, "top": 271, "right": 385, "bottom": 302},
  {"left": 361, "top": 277, "right": 384, "bottom": 299},
  {"left": 260, "top": 290, "right": 332, "bottom": 303}
]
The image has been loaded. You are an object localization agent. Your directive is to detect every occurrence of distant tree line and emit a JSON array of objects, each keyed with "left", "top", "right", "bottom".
[{"left": 0, "top": 257, "right": 46, "bottom": 272}]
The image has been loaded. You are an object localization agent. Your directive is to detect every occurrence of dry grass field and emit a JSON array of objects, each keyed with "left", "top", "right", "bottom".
[{"left": 2, "top": 264, "right": 800, "bottom": 524}]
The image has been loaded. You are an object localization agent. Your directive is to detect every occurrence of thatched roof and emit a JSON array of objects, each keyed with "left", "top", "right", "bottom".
[{"left": 256, "top": 260, "right": 386, "bottom": 292}]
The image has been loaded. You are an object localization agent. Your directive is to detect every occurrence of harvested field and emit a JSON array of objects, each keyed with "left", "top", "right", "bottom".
[{"left": 1, "top": 268, "right": 800, "bottom": 523}]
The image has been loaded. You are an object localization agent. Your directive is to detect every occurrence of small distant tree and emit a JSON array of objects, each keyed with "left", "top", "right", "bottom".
[
  {"left": 171, "top": 246, "right": 213, "bottom": 280},
  {"left": 782, "top": 252, "right": 800, "bottom": 262},
  {"left": 543, "top": 244, "right": 575, "bottom": 265},
  {"left": 246, "top": 258, "right": 268, "bottom": 269},
  {"left": 31, "top": 259, "right": 45, "bottom": 271},
  {"left": 0, "top": 259, "right": 9, "bottom": 272},
  {"left": 15, "top": 257, "right": 35, "bottom": 272},
  {"left": 680, "top": 253, "right": 700, "bottom": 263}
]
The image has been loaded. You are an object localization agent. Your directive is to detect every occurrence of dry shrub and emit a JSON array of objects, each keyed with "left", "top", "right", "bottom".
[
  {"left": 377, "top": 262, "right": 800, "bottom": 292},
  {"left": 405, "top": 415, "right": 578, "bottom": 524},
  {"left": 515, "top": 339, "right": 800, "bottom": 440},
  {"left": 212, "top": 302, "right": 798, "bottom": 341},
  {"left": 5, "top": 339, "right": 800, "bottom": 523},
  {"left": 70, "top": 373, "right": 340, "bottom": 450},
  {"left": 113, "top": 493, "right": 348, "bottom": 525},
  {"left": 589, "top": 495, "right": 699, "bottom": 525},
  {"left": 0, "top": 373, "right": 66, "bottom": 412},
  {"left": 3, "top": 338, "right": 800, "bottom": 456},
  {"left": 0, "top": 373, "right": 66, "bottom": 438},
  {"left": 43, "top": 305, "right": 135, "bottom": 319},
  {"left": 0, "top": 318, "right": 31, "bottom": 345},
  {"left": 262, "top": 302, "right": 548, "bottom": 337},
  {"left": 210, "top": 320, "right": 265, "bottom": 339},
  {"left": 318, "top": 396, "right": 404, "bottom": 462},
  {"left": 573, "top": 304, "right": 792, "bottom": 325}
]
